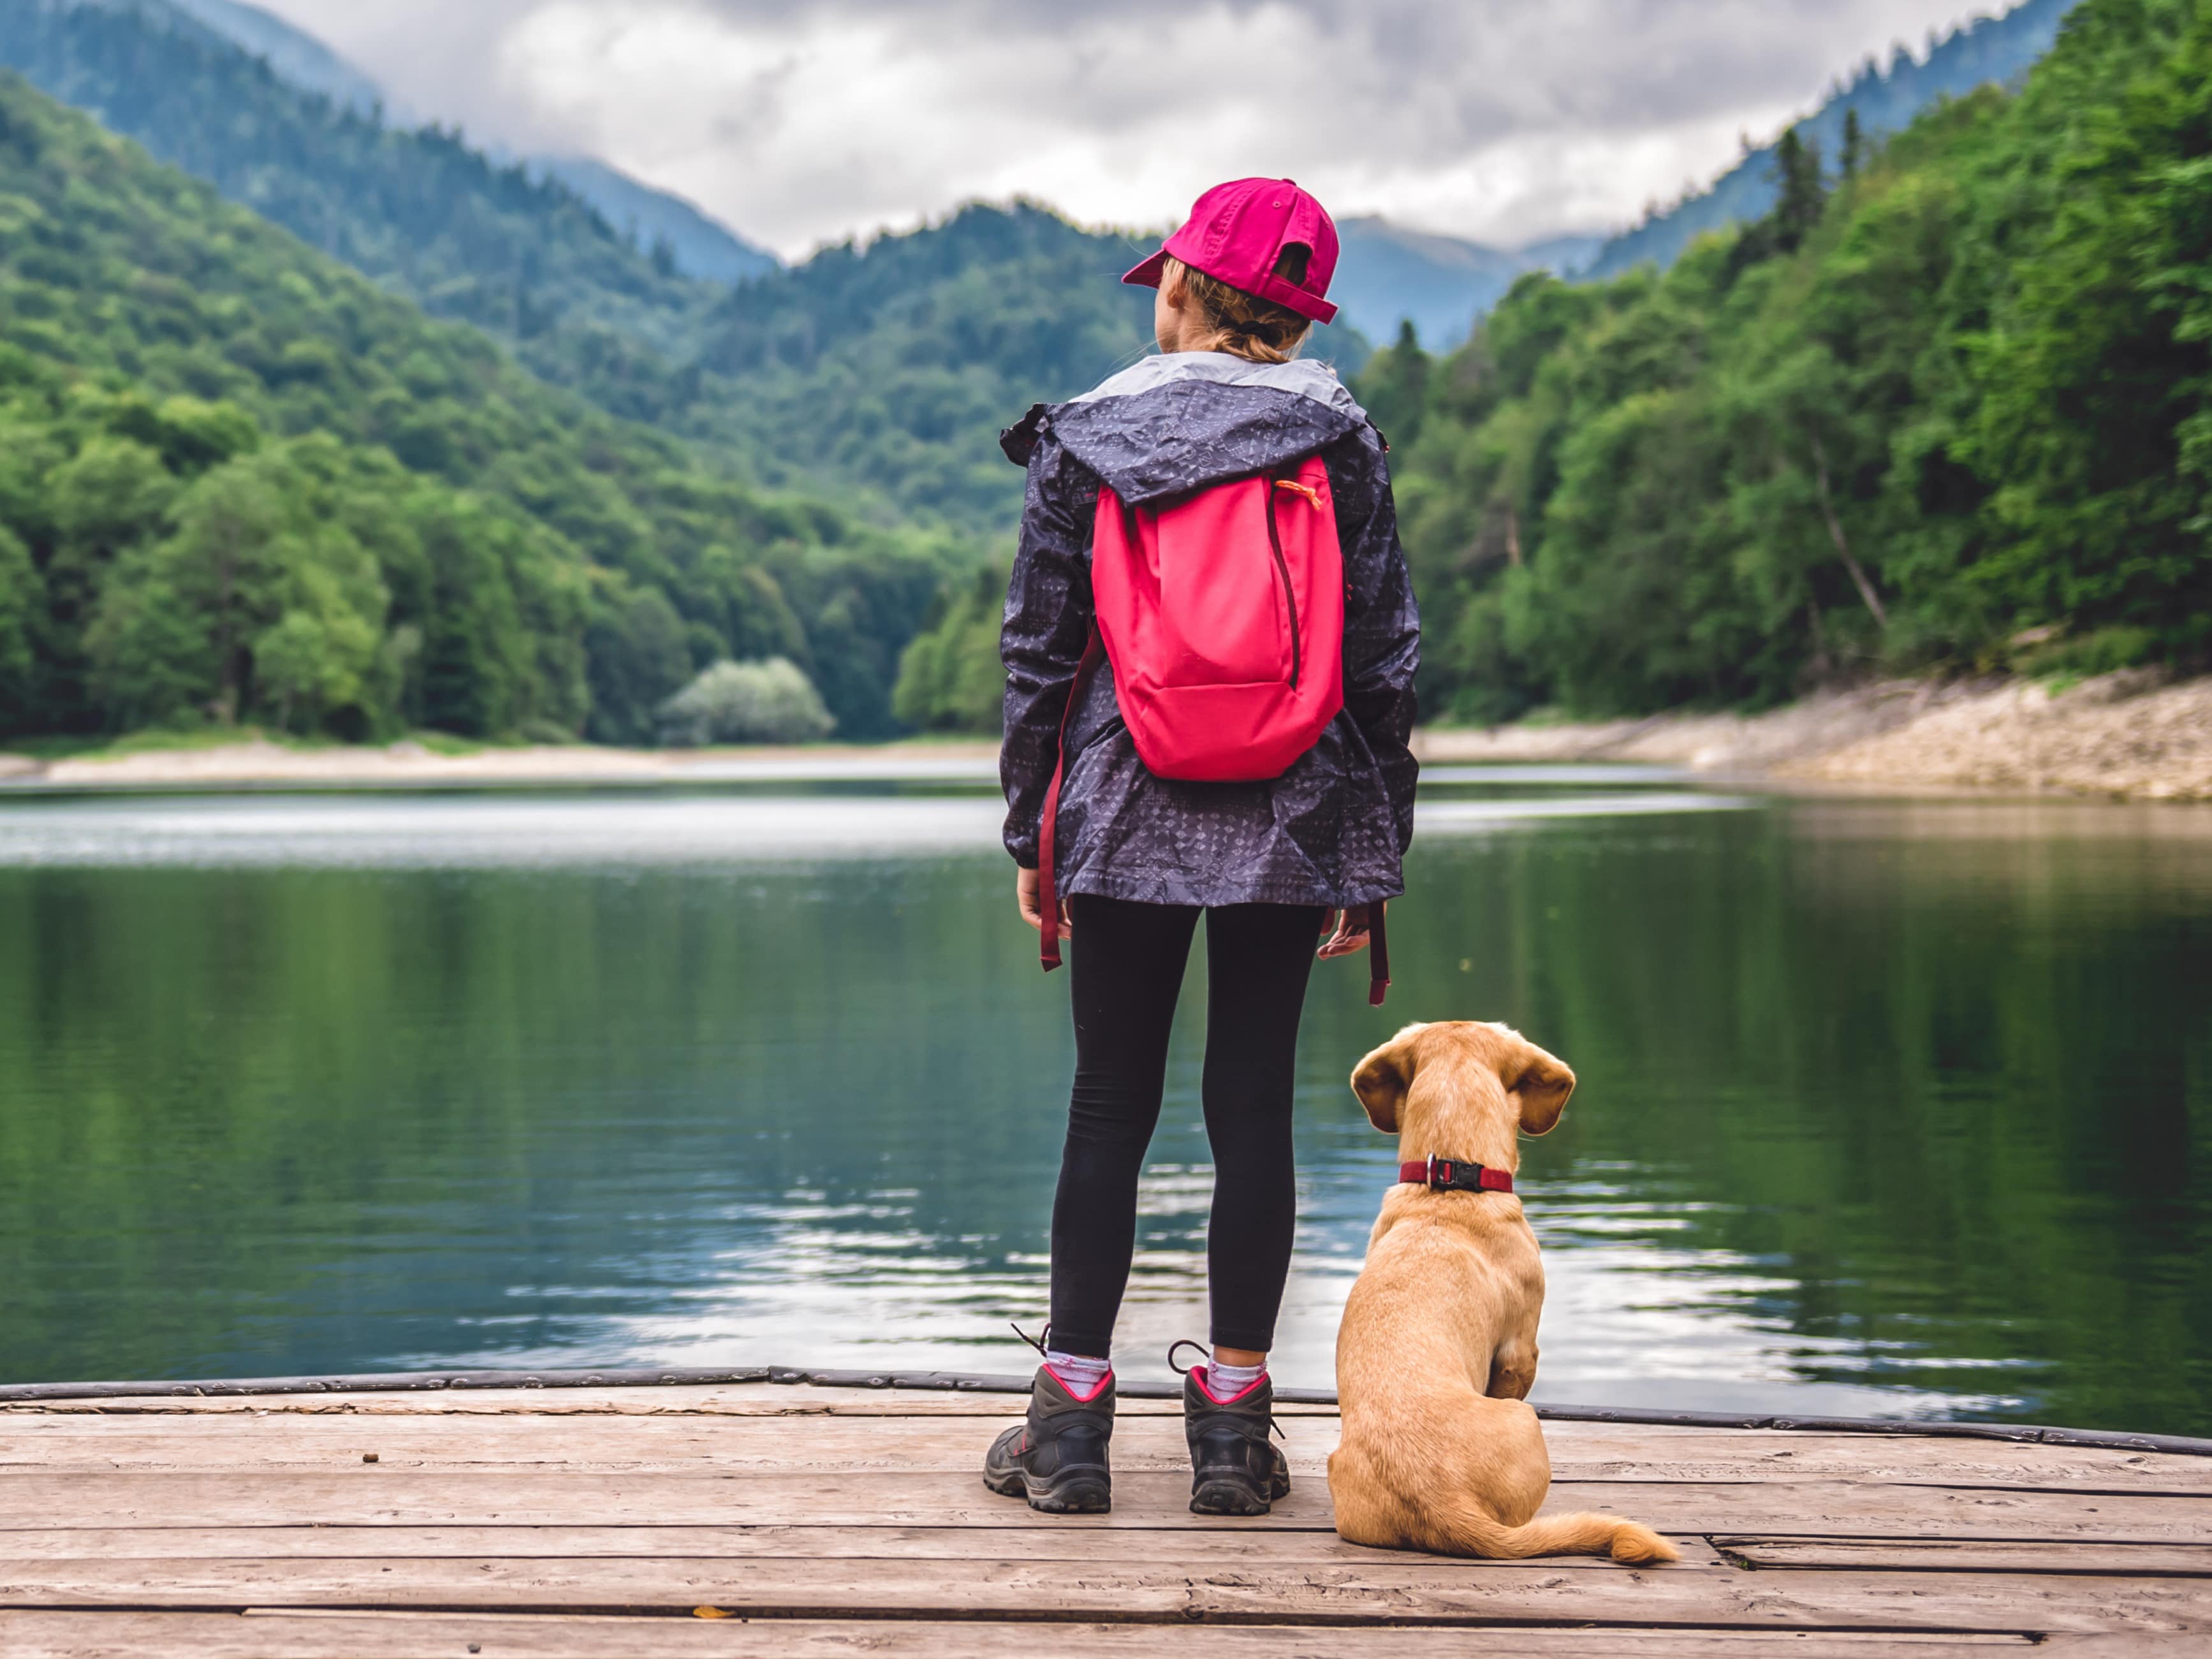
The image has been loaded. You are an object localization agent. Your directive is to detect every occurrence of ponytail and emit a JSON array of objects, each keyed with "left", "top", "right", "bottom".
[{"left": 1163, "top": 249, "right": 1315, "bottom": 365}]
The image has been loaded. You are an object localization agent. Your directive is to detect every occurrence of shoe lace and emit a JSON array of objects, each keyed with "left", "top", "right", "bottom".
[
  {"left": 1010, "top": 1320, "right": 1050, "bottom": 1361},
  {"left": 1166, "top": 1338, "right": 1208, "bottom": 1377},
  {"left": 1166, "top": 1340, "right": 1284, "bottom": 1443}
]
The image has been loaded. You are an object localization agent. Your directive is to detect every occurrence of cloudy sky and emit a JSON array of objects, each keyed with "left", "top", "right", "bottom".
[{"left": 253, "top": 0, "right": 2010, "bottom": 258}]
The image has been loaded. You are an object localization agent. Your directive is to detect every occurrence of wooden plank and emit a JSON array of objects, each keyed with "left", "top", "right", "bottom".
[
  {"left": 8, "top": 1415, "right": 2203, "bottom": 1504},
  {"left": 0, "top": 1554, "right": 2202, "bottom": 1634},
  {"left": 1, "top": 1470, "right": 2201, "bottom": 1540},
  {"left": 13, "top": 1400, "right": 2205, "bottom": 1493},
  {"left": 1720, "top": 1538, "right": 2212, "bottom": 1577},
  {"left": 0, "top": 1523, "right": 1734, "bottom": 1567},
  {"left": 0, "top": 1415, "right": 1209, "bottom": 1476},
  {"left": 4, "top": 1388, "right": 1256, "bottom": 1420},
  {"left": 0, "top": 1610, "right": 2042, "bottom": 1659},
  {"left": 9, "top": 1414, "right": 2207, "bottom": 1495},
  {"left": 1535, "top": 1431, "right": 2212, "bottom": 1495}
]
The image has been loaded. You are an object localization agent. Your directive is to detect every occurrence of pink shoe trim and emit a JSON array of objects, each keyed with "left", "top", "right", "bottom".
[
  {"left": 1194, "top": 1365, "right": 1268, "bottom": 1405},
  {"left": 1044, "top": 1363, "right": 1113, "bottom": 1403}
]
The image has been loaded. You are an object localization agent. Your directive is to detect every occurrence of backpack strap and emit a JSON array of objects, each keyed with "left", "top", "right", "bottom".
[
  {"left": 1037, "top": 629, "right": 1106, "bottom": 972},
  {"left": 1368, "top": 901, "right": 1391, "bottom": 1007}
]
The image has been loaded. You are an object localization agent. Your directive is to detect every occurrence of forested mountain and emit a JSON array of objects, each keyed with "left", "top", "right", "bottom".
[
  {"left": 1365, "top": 0, "right": 2208, "bottom": 723},
  {"left": 0, "top": 73, "right": 955, "bottom": 743},
  {"left": 682, "top": 204, "right": 1369, "bottom": 536},
  {"left": 688, "top": 204, "right": 1157, "bottom": 533},
  {"left": 0, "top": 0, "right": 727, "bottom": 410},
  {"left": 1585, "top": 0, "right": 2081, "bottom": 279}
]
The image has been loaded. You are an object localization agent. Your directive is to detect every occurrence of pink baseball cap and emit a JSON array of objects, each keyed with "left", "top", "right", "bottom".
[{"left": 1123, "top": 177, "right": 1340, "bottom": 325}]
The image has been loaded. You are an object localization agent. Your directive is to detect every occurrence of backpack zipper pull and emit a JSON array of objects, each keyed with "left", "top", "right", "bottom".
[{"left": 1272, "top": 478, "right": 1324, "bottom": 510}]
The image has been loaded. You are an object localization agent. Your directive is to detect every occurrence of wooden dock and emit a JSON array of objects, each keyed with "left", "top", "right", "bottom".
[{"left": 3, "top": 1380, "right": 2208, "bottom": 1656}]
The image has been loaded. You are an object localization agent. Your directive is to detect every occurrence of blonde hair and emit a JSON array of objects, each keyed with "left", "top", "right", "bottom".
[{"left": 1164, "top": 251, "right": 1315, "bottom": 365}]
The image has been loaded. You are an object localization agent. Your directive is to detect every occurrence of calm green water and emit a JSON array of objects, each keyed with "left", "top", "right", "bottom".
[{"left": 1, "top": 773, "right": 2207, "bottom": 1435}]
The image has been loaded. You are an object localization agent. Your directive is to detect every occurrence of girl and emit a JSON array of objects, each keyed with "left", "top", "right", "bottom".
[{"left": 985, "top": 179, "right": 1420, "bottom": 1516}]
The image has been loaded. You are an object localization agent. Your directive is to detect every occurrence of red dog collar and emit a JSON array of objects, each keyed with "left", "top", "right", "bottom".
[{"left": 1398, "top": 1157, "right": 1513, "bottom": 1195}]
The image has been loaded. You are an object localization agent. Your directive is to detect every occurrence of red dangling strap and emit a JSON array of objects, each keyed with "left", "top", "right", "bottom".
[
  {"left": 1038, "top": 631, "right": 1106, "bottom": 972},
  {"left": 1368, "top": 900, "right": 1391, "bottom": 1006}
]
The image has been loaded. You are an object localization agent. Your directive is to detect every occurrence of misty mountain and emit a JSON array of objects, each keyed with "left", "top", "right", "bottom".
[
  {"left": 48, "top": 0, "right": 781, "bottom": 290},
  {"left": 534, "top": 156, "right": 778, "bottom": 286},
  {"left": 167, "top": 0, "right": 784, "bottom": 287},
  {"left": 1, "top": 0, "right": 728, "bottom": 398},
  {"left": 163, "top": 0, "right": 380, "bottom": 112},
  {"left": 1330, "top": 218, "right": 1599, "bottom": 349},
  {"left": 1585, "top": 0, "right": 2081, "bottom": 279}
]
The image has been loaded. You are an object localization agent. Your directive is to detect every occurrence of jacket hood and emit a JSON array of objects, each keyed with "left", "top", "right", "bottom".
[{"left": 1023, "top": 353, "right": 1370, "bottom": 508}]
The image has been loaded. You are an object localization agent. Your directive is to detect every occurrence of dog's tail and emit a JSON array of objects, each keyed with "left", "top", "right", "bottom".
[{"left": 1431, "top": 1499, "right": 1680, "bottom": 1564}]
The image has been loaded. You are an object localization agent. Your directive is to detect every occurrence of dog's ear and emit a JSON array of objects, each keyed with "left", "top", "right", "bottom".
[
  {"left": 1351, "top": 1024, "right": 1427, "bottom": 1134},
  {"left": 1497, "top": 1030, "right": 1575, "bottom": 1136}
]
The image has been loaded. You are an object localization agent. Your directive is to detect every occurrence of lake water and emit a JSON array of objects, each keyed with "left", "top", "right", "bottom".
[{"left": 2, "top": 768, "right": 2207, "bottom": 1436}]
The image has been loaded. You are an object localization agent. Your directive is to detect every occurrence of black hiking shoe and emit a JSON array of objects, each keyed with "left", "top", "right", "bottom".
[
  {"left": 983, "top": 1363, "right": 1115, "bottom": 1514},
  {"left": 1184, "top": 1366, "right": 1291, "bottom": 1516}
]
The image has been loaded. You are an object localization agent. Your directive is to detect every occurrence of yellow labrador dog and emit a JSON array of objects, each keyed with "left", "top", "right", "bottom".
[{"left": 1328, "top": 1021, "right": 1678, "bottom": 1563}]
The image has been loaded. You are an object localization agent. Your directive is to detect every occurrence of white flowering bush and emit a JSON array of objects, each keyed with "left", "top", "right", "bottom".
[{"left": 657, "top": 657, "right": 835, "bottom": 746}]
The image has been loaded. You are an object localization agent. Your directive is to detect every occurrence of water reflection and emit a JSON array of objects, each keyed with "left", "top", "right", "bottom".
[
  {"left": 0, "top": 787, "right": 1749, "bottom": 868},
  {"left": 0, "top": 778, "right": 2205, "bottom": 1433}
]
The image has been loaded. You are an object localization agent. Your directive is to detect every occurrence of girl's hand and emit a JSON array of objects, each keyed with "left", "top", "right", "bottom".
[
  {"left": 1017, "top": 867, "right": 1073, "bottom": 935},
  {"left": 1318, "top": 903, "right": 1376, "bottom": 959}
]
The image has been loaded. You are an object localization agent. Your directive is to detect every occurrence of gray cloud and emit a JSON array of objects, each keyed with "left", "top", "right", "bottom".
[{"left": 257, "top": 0, "right": 2007, "bottom": 255}]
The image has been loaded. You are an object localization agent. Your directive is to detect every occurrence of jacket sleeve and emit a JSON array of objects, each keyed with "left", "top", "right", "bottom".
[
  {"left": 999, "top": 426, "right": 1098, "bottom": 867},
  {"left": 1328, "top": 423, "right": 1422, "bottom": 856}
]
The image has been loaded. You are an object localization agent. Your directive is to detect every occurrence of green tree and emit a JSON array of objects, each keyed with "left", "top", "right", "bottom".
[
  {"left": 86, "top": 446, "right": 387, "bottom": 731},
  {"left": 891, "top": 562, "right": 1007, "bottom": 734},
  {"left": 585, "top": 581, "right": 694, "bottom": 745},
  {"left": 0, "top": 523, "right": 38, "bottom": 729},
  {"left": 1358, "top": 321, "right": 1433, "bottom": 452},
  {"left": 1958, "top": 0, "right": 2212, "bottom": 650}
]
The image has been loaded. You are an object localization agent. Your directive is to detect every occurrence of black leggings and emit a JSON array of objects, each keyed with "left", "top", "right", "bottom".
[{"left": 1049, "top": 895, "right": 1325, "bottom": 1359}]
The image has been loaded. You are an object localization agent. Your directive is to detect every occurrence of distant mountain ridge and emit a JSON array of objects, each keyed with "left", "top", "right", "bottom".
[
  {"left": 165, "top": 0, "right": 379, "bottom": 111},
  {"left": 1330, "top": 218, "right": 1600, "bottom": 349},
  {"left": 1585, "top": 0, "right": 2082, "bottom": 279},
  {"left": 111, "top": 0, "right": 781, "bottom": 286},
  {"left": 532, "top": 156, "right": 777, "bottom": 286},
  {"left": 45, "top": 0, "right": 1578, "bottom": 351},
  {"left": 1, "top": 0, "right": 717, "bottom": 379}
]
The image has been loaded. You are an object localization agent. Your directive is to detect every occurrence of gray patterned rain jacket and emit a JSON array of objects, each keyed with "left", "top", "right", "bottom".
[{"left": 997, "top": 352, "right": 1421, "bottom": 909}]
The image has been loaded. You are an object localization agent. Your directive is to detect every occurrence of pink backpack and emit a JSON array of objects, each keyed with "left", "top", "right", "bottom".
[{"left": 1036, "top": 456, "right": 1388, "bottom": 1002}]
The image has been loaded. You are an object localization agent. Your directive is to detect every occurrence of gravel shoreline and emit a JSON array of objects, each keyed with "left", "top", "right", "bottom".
[
  {"left": 3, "top": 673, "right": 2206, "bottom": 799},
  {"left": 1414, "top": 670, "right": 2212, "bottom": 801}
]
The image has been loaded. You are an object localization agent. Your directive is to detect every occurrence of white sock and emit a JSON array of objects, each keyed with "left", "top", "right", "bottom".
[
  {"left": 1044, "top": 1349, "right": 1110, "bottom": 1396},
  {"left": 1204, "top": 1359, "right": 1265, "bottom": 1399}
]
